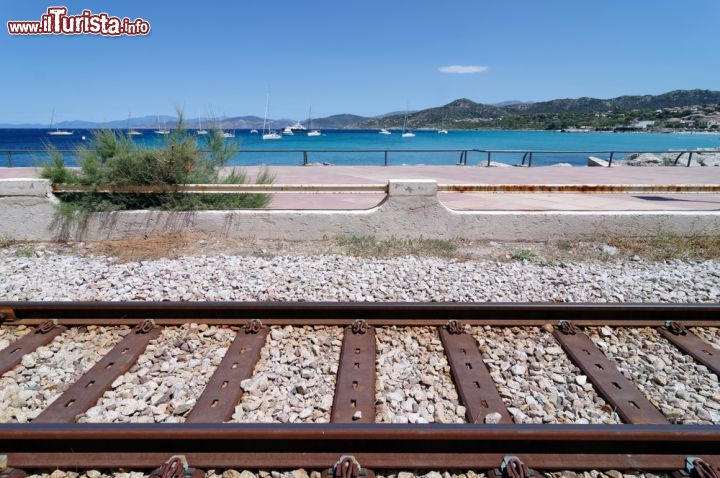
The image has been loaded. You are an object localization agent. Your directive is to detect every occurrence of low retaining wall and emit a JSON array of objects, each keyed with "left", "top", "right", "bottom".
[{"left": 1, "top": 178, "right": 719, "bottom": 241}]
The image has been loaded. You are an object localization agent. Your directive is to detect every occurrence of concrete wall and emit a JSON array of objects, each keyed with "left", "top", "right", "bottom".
[{"left": 1, "top": 178, "right": 719, "bottom": 242}]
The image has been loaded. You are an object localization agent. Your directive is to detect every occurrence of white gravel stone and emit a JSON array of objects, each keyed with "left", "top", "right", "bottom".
[
  {"left": 1, "top": 250, "right": 718, "bottom": 303},
  {"left": 0, "top": 325, "right": 31, "bottom": 350},
  {"left": 78, "top": 324, "right": 235, "bottom": 423},
  {"left": 376, "top": 326, "right": 464, "bottom": 424},
  {"left": 587, "top": 327, "right": 720, "bottom": 424},
  {"left": 472, "top": 327, "right": 620, "bottom": 424},
  {"left": 691, "top": 327, "right": 720, "bottom": 351},
  {"left": 0, "top": 326, "right": 126, "bottom": 422},
  {"left": 233, "top": 326, "right": 342, "bottom": 423}
]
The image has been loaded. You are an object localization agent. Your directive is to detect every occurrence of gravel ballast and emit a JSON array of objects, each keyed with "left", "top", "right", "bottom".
[
  {"left": 233, "top": 326, "right": 342, "bottom": 423},
  {"left": 473, "top": 326, "right": 620, "bottom": 424},
  {"left": 376, "top": 326, "right": 465, "bottom": 424},
  {"left": 80, "top": 324, "right": 235, "bottom": 423},
  {"left": 691, "top": 327, "right": 720, "bottom": 350},
  {"left": 1, "top": 251, "right": 719, "bottom": 303},
  {"left": 0, "top": 324, "right": 30, "bottom": 349},
  {"left": 0, "top": 326, "right": 126, "bottom": 422},
  {"left": 587, "top": 326, "right": 720, "bottom": 424}
]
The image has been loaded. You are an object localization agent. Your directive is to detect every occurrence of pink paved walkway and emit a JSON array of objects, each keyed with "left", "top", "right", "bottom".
[{"left": 3, "top": 166, "right": 719, "bottom": 211}]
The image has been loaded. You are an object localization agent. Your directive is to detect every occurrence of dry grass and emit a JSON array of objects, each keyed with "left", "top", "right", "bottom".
[
  {"left": 87, "top": 231, "right": 217, "bottom": 262},
  {"left": 605, "top": 235, "right": 720, "bottom": 261},
  {"left": 24, "top": 233, "right": 720, "bottom": 263}
]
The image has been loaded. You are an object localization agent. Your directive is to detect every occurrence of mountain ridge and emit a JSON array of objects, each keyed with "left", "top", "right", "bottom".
[{"left": 2, "top": 89, "right": 717, "bottom": 129}]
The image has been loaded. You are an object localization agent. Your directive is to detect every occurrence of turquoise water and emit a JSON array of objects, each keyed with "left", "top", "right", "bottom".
[{"left": 2, "top": 129, "right": 720, "bottom": 167}]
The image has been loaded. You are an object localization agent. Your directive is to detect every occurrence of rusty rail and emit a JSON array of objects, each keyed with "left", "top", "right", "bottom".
[
  {"left": 2, "top": 301, "right": 719, "bottom": 326},
  {"left": 49, "top": 182, "right": 720, "bottom": 195},
  {"left": 0, "top": 423, "right": 718, "bottom": 470}
]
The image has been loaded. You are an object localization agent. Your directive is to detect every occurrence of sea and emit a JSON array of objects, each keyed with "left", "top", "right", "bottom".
[{"left": 1, "top": 128, "right": 720, "bottom": 168}]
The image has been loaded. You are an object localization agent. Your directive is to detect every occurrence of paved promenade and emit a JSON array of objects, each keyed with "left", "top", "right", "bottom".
[{"left": 2, "top": 166, "right": 719, "bottom": 211}]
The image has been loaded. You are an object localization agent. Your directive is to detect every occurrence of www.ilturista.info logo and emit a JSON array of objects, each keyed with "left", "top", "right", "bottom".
[{"left": 7, "top": 7, "right": 150, "bottom": 36}]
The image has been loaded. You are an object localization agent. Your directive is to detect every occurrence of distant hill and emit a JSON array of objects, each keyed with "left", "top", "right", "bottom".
[
  {"left": 503, "top": 89, "right": 720, "bottom": 115},
  {"left": 354, "top": 98, "right": 505, "bottom": 129},
  {"left": 2, "top": 89, "right": 718, "bottom": 130},
  {"left": 491, "top": 100, "right": 528, "bottom": 107},
  {"left": 350, "top": 89, "right": 720, "bottom": 129}
]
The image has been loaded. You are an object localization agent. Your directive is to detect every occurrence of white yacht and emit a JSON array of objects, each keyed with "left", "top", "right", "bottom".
[
  {"left": 306, "top": 107, "right": 321, "bottom": 137},
  {"left": 127, "top": 113, "right": 142, "bottom": 136},
  {"left": 401, "top": 106, "right": 415, "bottom": 138},
  {"left": 438, "top": 116, "right": 448, "bottom": 134},
  {"left": 289, "top": 121, "right": 306, "bottom": 131},
  {"left": 379, "top": 128, "right": 392, "bottom": 135},
  {"left": 282, "top": 127, "right": 294, "bottom": 135},
  {"left": 48, "top": 110, "right": 73, "bottom": 136},
  {"left": 262, "top": 92, "right": 282, "bottom": 140},
  {"left": 250, "top": 129, "right": 259, "bottom": 134},
  {"left": 154, "top": 116, "right": 170, "bottom": 135},
  {"left": 222, "top": 130, "right": 236, "bottom": 138},
  {"left": 196, "top": 116, "right": 208, "bottom": 135}
]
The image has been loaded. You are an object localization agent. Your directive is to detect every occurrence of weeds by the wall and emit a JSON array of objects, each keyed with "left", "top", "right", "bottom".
[{"left": 336, "top": 235, "right": 457, "bottom": 258}]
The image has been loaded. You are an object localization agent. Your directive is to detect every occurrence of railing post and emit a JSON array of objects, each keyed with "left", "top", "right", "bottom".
[
  {"left": 521, "top": 152, "right": 527, "bottom": 166},
  {"left": 608, "top": 152, "right": 614, "bottom": 167},
  {"left": 384, "top": 151, "right": 388, "bottom": 166},
  {"left": 7, "top": 151, "right": 12, "bottom": 168},
  {"left": 687, "top": 151, "right": 694, "bottom": 167},
  {"left": 528, "top": 152, "right": 533, "bottom": 167},
  {"left": 303, "top": 151, "right": 308, "bottom": 165},
  {"left": 487, "top": 151, "right": 492, "bottom": 167},
  {"left": 674, "top": 152, "right": 684, "bottom": 166}
]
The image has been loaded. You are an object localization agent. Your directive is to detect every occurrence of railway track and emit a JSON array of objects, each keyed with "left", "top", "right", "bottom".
[{"left": 0, "top": 302, "right": 718, "bottom": 478}]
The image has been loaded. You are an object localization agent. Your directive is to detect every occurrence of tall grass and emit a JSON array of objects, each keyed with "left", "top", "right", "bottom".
[{"left": 41, "top": 113, "right": 273, "bottom": 217}]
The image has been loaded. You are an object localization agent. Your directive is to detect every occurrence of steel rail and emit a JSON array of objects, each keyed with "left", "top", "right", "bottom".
[
  {"left": 0, "top": 424, "right": 718, "bottom": 470},
  {"left": 1, "top": 302, "right": 719, "bottom": 326},
  {"left": 436, "top": 183, "right": 720, "bottom": 194},
  {"left": 51, "top": 183, "right": 388, "bottom": 194}
]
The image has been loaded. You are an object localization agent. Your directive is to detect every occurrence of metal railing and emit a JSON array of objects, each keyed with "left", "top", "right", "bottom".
[{"left": 1, "top": 148, "right": 718, "bottom": 168}]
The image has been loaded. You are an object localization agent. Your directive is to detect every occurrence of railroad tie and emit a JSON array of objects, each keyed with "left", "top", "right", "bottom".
[
  {"left": 0, "top": 321, "right": 66, "bottom": 376},
  {"left": 659, "top": 321, "right": 720, "bottom": 377},
  {"left": 331, "top": 319, "right": 376, "bottom": 423},
  {"left": 553, "top": 321, "right": 668, "bottom": 424},
  {"left": 439, "top": 320, "right": 512, "bottom": 424},
  {"left": 185, "top": 319, "right": 268, "bottom": 423},
  {"left": 33, "top": 319, "right": 161, "bottom": 423}
]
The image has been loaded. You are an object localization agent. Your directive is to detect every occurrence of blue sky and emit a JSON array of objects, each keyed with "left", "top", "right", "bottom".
[{"left": 2, "top": 0, "right": 719, "bottom": 123}]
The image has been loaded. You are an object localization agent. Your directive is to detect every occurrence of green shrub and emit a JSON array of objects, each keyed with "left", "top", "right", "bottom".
[
  {"left": 41, "top": 113, "right": 273, "bottom": 217},
  {"left": 511, "top": 249, "right": 553, "bottom": 266}
]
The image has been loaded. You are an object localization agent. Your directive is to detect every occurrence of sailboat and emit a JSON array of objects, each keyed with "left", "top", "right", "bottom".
[
  {"left": 379, "top": 126, "right": 392, "bottom": 135},
  {"left": 154, "top": 116, "right": 170, "bottom": 135},
  {"left": 438, "top": 116, "right": 448, "bottom": 134},
  {"left": 127, "top": 113, "right": 142, "bottom": 136},
  {"left": 48, "top": 109, "right": 73, "bottom": 136},
  {"left": 401, "top": 106, "right": 415, "bottom": 138},
  {"left": 262, "top": 92, "right": 282, "bottom": 140},
  {"left": 307, "top": 107, "right": 321, "bottom": 137},
  {"left": 196, "top": 116, "right": 208, "bottom": 135}
]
